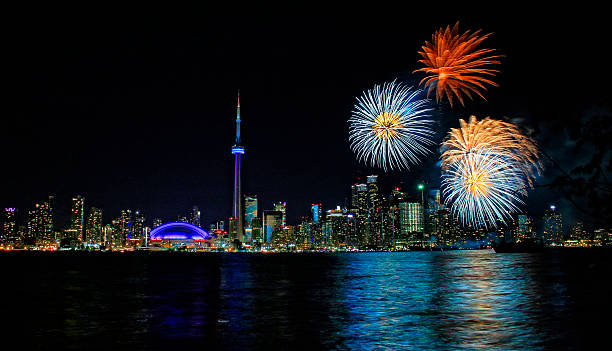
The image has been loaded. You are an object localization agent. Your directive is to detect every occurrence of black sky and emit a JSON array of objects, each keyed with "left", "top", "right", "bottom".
[{"left": 2, "top": 2, "right": 610, "bottom": 229}]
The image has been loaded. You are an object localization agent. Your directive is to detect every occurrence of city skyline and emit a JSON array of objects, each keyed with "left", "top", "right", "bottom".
[{"left": 2, "top": 4, "right": 610, "bottom": 233}]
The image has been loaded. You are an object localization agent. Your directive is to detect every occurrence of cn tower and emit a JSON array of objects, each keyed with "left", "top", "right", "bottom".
[{"left": 231, "top": 91, "right": 245, "bottom": 243}]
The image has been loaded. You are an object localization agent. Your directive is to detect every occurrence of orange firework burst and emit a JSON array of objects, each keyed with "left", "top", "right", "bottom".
[
  {"left": 415, "top": 22, "right": 502, "bottom": 107},
  {"left": 441, "top": 116, "right": 542, "bottom": 187}
]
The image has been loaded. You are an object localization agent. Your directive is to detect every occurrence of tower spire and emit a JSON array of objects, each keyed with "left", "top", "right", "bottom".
[
  {"left": 236, "top": 90, "right": 241, "bottom": 144},
  {"left": 231, "top": 90, "right": 245, "bottom": 247}
]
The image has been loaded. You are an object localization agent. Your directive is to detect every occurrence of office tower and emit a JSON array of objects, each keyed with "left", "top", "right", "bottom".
[
  {"left": 251, "top": 217, "right": 262, "bottom": 244},
  {"left": 103, "top": 224, "right": 113, "bottom": 246},
  {"left": 543, "top": 205, "right": 563, "bottom": 245},
  {"left": 111, "top": 219, "right": 122, "bottom": 246},
  {"left": 231, "top": 92, "right": 245, "bottom": 243},
  {"left": 131, "top": 210, "right": 145, "bottom": 244},
  {"left": 25, "top": 196, "right": 54, "bottom": 244},
  {"left": 325, "top": 207, "right": 346, "bottom": 247},
  {"left": 70, "top": 195, "right": 85, "bottom": 241},
  {"left": 569, "top": 221, "right": 587, "bottom": 241},
  {"left": 400, "top": 201, "right": 424, "bottom": 245},
  {"left": 263, "top": 210, "right": 283, "bottom": 243},
  {"left": 2, "top": 208, "right": 18, "bottom": 245},
  {"left": 244, "top": 196, "right": 258, "bottom": 243},
  {"left": 120, "top": 209, "right": 132, "bottom": 245},
  {"left": 516, "top": 214, "right": 534, "bottom": 242},
  {"left": 311, "top": 203, "right": 322, "bottom": 224},
  {"left": 366, "top": 175, "right": 383, "bottom": 247},
  {"left": 86, "top": 207, "right": 103, "bottom": 243},
  {"left": 273, "top": 202, "right": 287, "bottom": 228},
  {"left": 190, "top": 206, "right": 201, "bottom": 227}
]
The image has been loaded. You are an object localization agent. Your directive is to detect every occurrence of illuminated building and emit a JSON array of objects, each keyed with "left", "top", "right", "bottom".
[
  {"left": 263, "top": 210, "right": 283, "bottom": 243},
  {"left": 251, "top": 217, "right": 262, "bottom": 244},
  {"left": 150, "top": 222, "right": 211, "bottom": 244},
  {"left": 231, "top": 92, "right": 245, "bottom": 243},
  {"left": 70, "top": 195, "right": 84, "bottom": 241},
  {"left": 190, "top": 206, "right": 201, "bottom": 227},
  {"left": 244, "top": 195, "right": 258, "bottom": 243},
  {"left": 86, "top": 207, "right": 103, "bottom": 243},
  {"left": 311, "top": 203, "right": 322, "bottom": 224},
  {"left": 273, "top": 202, "right": 287, "bottom": 228},
  {"left": 543, "top": 205, "right": 563, "bottom": 245},
  {"left": 25, "top": 196, "right": 54, "bottom": 244},
  {"left": 325, "top": 207, "right": 346, "bottom": 247},
  {"left": 366, "top": 175, "right": 383, "bottom": 247},
  {"left": 152, "top": 218, "right": 163, "bottom": 229},
  {"left": 352, "top": 183, "right": 369, "bottom": 248},
  {"left": 103, "top": 224, "right": 113, "bottom": 245},
  {"left": 131, "top": 210, "right": 145, "bottom": 245},
  {"left": 2, "top": 208, "right": 18, "bottom": 245},
  {"left": 515, "top": 214, "right": 534, "bottom": 242},
  {"left": 120, "top": 209, "right": 132, "bottom": 245},
  {"left": 399, "top": 201, "right": 424, "bottom": 246}
]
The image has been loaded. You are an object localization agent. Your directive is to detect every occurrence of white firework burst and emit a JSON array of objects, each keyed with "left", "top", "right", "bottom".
[{"left": 349, "top": 80, "right": 435, "bottom": 171}]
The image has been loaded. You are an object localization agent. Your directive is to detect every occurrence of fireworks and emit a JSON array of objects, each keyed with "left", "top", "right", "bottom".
[
  {"left": 440, "top": 116, "right": 541, "bottom": 227},
  {"left": 441, "top": 116, "right": 542, "bottom": 186},
  {"left": 415, "top": 22, "right": 502, "bottom": 107},
  {"left": 349, "top": 81, "right": 435, "bottom": 171}
]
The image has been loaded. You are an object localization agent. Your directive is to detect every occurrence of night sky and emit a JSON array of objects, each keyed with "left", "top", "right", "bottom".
[{"left": 3, "top": 3, "right": 610, "bottom": 229}]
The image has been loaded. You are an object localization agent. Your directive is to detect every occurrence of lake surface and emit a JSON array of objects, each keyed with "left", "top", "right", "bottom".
[{"left": 1, "top": 250, "right": 610, "bottom": 350}]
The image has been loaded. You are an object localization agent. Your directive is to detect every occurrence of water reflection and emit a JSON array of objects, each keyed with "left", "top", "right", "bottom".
[{"left": 1, "top": 250, "right": 610, "bottom": 350}]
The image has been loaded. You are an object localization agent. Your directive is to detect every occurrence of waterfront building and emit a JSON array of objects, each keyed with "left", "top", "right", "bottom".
[
  {"left": 543, "top": 205, "right": 563, "bottom": 245},
  {"left": 2, "top": 208, "right": 18, "bottom": 246},
  {"left": 70, "top": 195, "right": 84, "bottom": 241},
  {"left": 120, "top": 210, "right": 132, "bottom": 245},
  {"left": 131, "top": 210, "right": 145, "bottom": 245},
  {"left": 86, "top": 207, "right": 103, "bottom": 243},
  {"left": 244, "top": 195, "right": 258, "bottom": 243},
  {"left": 398, "top": 201, "right": 424, "bottom": 247},
  {"left": 273, "top": 202, "right": 287, "bottom": 229},
  {"left": 263, "top": 210, "right": 283, "bottom": 243},
  {"left": 515, "top": 214, "right": 534, "bottom": 242},
  {"left": 311, "top": 203, "right": 322, "bottom": 224}
]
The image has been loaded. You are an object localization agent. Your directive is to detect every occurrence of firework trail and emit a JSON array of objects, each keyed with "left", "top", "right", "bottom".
[
  {"left": 415, "top": 22, "right": 502, "bottom": 107},
  {"left": 349, "top": 80, "right": 435, "bottom": 171}
]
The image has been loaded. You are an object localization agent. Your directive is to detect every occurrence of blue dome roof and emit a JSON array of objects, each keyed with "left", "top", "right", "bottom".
[{"left": 150, "top": 221, "right": 211, "bottom": 241}]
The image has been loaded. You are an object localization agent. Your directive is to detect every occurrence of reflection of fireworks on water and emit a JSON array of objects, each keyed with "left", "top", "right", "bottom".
[
  {"left": 348, "top": 80, "right": 435, "bottom": 171},
  {"left": 415, "top": 22, "right": 502, "bottom": 107}
]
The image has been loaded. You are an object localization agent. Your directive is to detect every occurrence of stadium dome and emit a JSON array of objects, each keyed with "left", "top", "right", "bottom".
[{"left": 150, "top": 222, "right": 211, "bottom": 241}]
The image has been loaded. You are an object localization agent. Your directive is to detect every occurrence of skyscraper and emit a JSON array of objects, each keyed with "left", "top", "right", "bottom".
[
  {"left": 131, "top": 210, "right": 145, "bottom": 245},
  {"left": 263, "top": 210, "right": 283, "bottom": 243},
  {"left": 273, "top": 201, "right": 287, "bottom": 228},
  {"left": 86, "top": 207, "right": 103, "bottom": 243},
  {"left": 244, "top": 195, "right": 258, "bottom": 243},
  {"left": 231, "top": 92, "right": 245, "bottom": 243},
  {"left": 2, "top": 208, "right": 18, "bottom": 246},
  {"left": 543, "top": 205, "right": 563, "bottom": 245},
  {"left": 190, "top": 206, "right": 201, "bottom": 227},
  {"left": 70, "top": 195, "right": 84, "bottom": 241},
  {"left": 311, "top": 203, "right": 322, "bottom": 224},
  {"left": 120, "top": 209, "right": 132, "bottom": 245}
]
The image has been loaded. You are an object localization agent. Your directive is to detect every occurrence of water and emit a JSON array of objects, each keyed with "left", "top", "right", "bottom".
[{"left": 1, "top": 250, "right": 610, "bottom": 350}]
